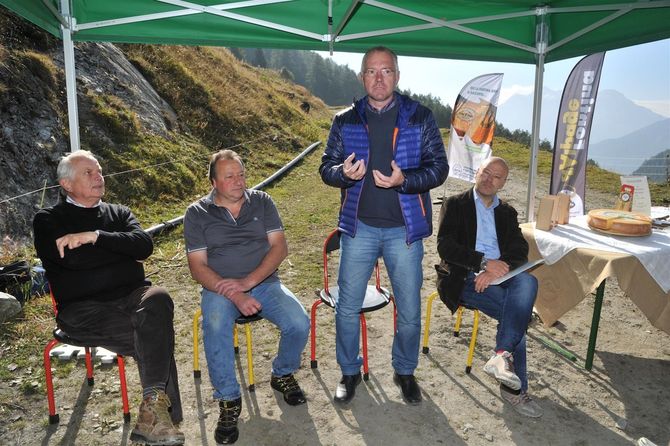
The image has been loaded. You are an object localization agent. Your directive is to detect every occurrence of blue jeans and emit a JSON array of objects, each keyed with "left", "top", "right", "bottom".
[
  {"left": 460, "top": 271, "right": 538, "bottom": 392},
  {"left": 336, "top": 220, "right": 424, "bottom": 375},
  {"left": 201, "top": 281, "right": 310, "bottom": 401}
]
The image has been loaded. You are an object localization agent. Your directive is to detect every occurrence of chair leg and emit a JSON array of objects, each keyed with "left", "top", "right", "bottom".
[
  {"left": 84, "top": 347, "right": 94, "bottom": 386},
  {"left": 244, "top": 324, "right": 255, "bottom": 392},
  {"left": 117, "top": 355, "right": 131, "bottom": 422},
  {"left": 360, "top": 314, "right": 369, "bottom": 381},
  {"left": 44, "top": 339, "right": 60, "bottom": 424},
  {"left": 465, "top": 310, "right": 480, "bottom": 374},
  {"left": 233, "top": 325, "right": 239, "bottom": 354},
  {"left": 44, "top": 339, "right": 131, "bottom": 425},
  {"left": 454, "top": 306, "right": 464, "bottom": 337},
  {"left": 422, "top": 292, "right": 438, "bottom": 354},
  {"left": 193, "top": 308, "right": 202, "bottom": 379},
  {"left": 310, "top": 300, "right": 323, "bottom": 369}
]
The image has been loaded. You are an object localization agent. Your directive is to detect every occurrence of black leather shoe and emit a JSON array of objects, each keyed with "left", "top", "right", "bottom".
[
  {"left": 333, "top": 373, "right": 362, "bottom": 404},
  {"left": 393, "top": 373, "right": 422, "bottom": 405}
]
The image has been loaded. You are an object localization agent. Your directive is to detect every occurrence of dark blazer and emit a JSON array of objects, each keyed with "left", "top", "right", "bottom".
[{"left": 436, "top": 188, "right": 529, "bottom": 312}]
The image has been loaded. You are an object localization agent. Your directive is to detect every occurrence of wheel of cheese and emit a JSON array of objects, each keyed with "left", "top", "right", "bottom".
[{"left": 587, "top": 209, "right": 652, "bottom": 236}]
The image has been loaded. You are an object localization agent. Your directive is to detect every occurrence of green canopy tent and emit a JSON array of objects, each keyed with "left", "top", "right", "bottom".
[{"left": 2, "top": 0, "right": 670, "bottom": 219}]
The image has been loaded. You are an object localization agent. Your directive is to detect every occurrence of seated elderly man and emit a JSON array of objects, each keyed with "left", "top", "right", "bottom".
[
  {"left": 33, "top": 150, "right": 184, "bottom": 445},
  {"left": 436, "top": 156, "right": 542, "bottom": 418},
  {"left": 184, "top": 149, "right": 310, "bottom": 445}
]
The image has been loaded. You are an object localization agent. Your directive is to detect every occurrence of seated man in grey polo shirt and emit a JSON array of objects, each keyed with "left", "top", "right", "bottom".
[{"left": 183, "top": 149, "right": 310, "bottom": 445}]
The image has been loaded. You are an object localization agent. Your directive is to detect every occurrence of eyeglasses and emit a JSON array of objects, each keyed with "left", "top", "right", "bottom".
[
  {"left": 479, "top": 169, "right": 507, "bottom": 182},
  {"left": 362, "top": 68, "right": 396, "bottom": 78}
]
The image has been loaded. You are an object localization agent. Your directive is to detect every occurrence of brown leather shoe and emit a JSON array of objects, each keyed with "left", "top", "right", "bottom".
[{"left": 130, "top": 391, "right": 185, "bottom": 445}]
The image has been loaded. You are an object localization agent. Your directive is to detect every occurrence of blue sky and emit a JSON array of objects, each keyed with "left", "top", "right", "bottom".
[{"left": 318, "top": 38, "right": 670, "bottom": 117}]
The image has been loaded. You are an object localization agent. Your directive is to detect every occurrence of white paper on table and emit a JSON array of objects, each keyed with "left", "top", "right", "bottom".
[
  {"left": 490, "top": 258, "right": 545, "bottom": 285},
  {"left": 620, "top": 175, "right": 651, "bottom": 216}
]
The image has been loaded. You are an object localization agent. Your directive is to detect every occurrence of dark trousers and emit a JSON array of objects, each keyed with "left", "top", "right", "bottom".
[{"left": 56, "top": 286, "right": 182, "bottom": 422}]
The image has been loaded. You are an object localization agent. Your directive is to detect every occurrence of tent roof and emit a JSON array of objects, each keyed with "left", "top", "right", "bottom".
[{"left": 2, "top": 0, "right": 670, "bottom": 64}]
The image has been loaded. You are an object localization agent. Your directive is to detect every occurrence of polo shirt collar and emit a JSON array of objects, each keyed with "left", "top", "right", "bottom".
[{"left": 205, "top": 188, "right": 251, "bottom": 207}]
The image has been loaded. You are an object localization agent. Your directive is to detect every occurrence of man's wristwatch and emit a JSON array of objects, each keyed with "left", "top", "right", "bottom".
[{"left": 479, "top": 257, "right": 488, "bottom": 273}]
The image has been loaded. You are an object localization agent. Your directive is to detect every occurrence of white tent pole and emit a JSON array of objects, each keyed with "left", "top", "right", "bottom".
[
  {"left": 526, "top": 55, "right": 544, "bottom": 222},
  {"left": 526, "top": 7, "right": 548, "bottom": 222},
  {"left": 60, "top": 0, "right": 80, "bottom": 152}
]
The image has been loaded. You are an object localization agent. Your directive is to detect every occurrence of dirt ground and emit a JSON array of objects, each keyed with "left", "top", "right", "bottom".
[{"left": 1, "top": 166, "right": 669, "bottom": 446}]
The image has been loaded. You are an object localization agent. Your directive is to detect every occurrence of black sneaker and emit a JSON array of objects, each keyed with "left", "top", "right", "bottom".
[
  {"left": 393, "top": 372, "right": 422, "bottom": 405},
  {"left": 215, "top": 397, "right": 242, "bottom": 445},
  {"left": 270, "top": 374, "right": 306, "bottom": 406},
  {"left": 334, "top": 373, "right": 362, "bottom": 405}
]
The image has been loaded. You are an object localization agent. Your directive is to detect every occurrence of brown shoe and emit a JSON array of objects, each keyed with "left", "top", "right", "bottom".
[{"left": 130, "top": 391, "right": 185, "bottom": 445}]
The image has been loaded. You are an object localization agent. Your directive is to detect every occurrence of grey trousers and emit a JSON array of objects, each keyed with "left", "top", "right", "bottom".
[{"left": 56, "top": 285, "right": 183, "bottom": 422}]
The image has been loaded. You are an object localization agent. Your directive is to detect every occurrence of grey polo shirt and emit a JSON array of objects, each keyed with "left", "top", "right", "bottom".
[{"left": 184, "top": 189, "right": 284, "bottom": 283}]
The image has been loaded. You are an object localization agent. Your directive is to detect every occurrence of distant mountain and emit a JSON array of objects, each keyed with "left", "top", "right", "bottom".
[
  {"left": 497, "top": 88, "right": 666, "bottom": 144},
  {"left": 633, "top": 149, "right": 670, "bottom": 183},
  {"left": 588, "top": 119, "right": 670, "bottom": 174}
]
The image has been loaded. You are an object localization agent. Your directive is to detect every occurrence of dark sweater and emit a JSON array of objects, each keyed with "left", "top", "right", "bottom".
[
  {"left": 358, "top": 104, "right": 404, "bottom": 228},
  {"left": 33, "top": 197, "right": 153, "bottom": 310}
]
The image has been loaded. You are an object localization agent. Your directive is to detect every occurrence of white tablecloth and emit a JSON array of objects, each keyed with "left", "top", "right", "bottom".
[{"left": 531, "top": 214, "right": 670, "bottom": 293}]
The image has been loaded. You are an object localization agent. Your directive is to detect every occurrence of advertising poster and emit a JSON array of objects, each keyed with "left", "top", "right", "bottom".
[
  {"left": 447, "top": 73, "right": 503, "bottom": 183},
  {"left": 549, "top": 52, "right": 606, "bottom": 217}
]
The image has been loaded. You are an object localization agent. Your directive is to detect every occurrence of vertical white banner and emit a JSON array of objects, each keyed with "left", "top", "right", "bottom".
[{"left": 447, "top": 73, "right": 503, "bottom": 182}]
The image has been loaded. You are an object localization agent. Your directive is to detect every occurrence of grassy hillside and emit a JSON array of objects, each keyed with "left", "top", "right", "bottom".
[
  {"left": 0, "top": 5, "right": 335, "bottom": 241},
  {"left": 93, "top": 44, "right": 333, "bottom": 226}
]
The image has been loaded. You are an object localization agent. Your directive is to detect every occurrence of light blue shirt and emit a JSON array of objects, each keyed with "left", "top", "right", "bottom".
[{"left": 474, "top": 189, "right": 501, "bottom": 260}]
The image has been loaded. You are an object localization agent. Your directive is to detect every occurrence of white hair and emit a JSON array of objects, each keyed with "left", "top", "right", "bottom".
[{"left": 56, "top": 150, "right": 99, "bottom": 181}]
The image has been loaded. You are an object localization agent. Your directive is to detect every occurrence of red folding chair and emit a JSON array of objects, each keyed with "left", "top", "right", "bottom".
[
  {"left": 310, "top": 229, "right": 397, "bottom": 381},
  {"left": 43, "top": 289, "right": 130, "bottom": 424}
]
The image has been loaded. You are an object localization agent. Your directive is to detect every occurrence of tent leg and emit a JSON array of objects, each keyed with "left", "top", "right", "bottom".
[
  {"left": 525, "top": 9, "right": 548, "bottom": 223},
  {"left": 61, "top": 0, "right": 80, "bottom": 152}
]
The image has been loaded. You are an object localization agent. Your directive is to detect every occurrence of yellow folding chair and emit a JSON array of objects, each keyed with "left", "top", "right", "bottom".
[
  {"left": 422, "top": 291, "right": 480, "bottom": 373},
  {"left": 192, "top": 307, "right": 262, "bottom": 391}
]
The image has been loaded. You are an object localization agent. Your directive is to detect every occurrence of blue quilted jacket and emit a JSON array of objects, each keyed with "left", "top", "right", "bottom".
[{"left": 320, "top": 93, "right": 449, "bottom": 244}]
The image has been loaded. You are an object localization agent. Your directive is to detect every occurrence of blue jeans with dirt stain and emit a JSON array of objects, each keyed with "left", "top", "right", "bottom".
[
  {"left": 460, "top": 271, "right": 538, "bottom": 392},
  {"left": 201, "top": 281, "right": 309, "bottom": 401}
]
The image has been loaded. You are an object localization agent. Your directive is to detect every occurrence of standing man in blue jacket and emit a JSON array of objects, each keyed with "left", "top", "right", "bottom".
[{"left": 320, "top": 46, "right": 449, "bottom": 405}]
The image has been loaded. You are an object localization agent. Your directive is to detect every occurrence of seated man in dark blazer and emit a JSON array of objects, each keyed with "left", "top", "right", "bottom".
[{"left": 436, "top": 156, "right": 542, "bottom": 418}]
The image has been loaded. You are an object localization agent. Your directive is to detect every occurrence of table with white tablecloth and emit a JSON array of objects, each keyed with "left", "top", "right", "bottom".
[{"left": 521, "top": 213, "right": 670, "bottom": 369}]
